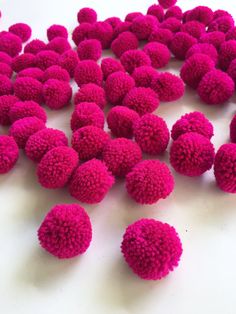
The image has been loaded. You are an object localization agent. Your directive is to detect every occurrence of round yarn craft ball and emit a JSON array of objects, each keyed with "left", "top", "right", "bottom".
[
  {"left": 121, "top": 218, "right": 182, "bottom": 280},
  {"left": 0, "top": 135, "right": 19, "bottom": 174},
  {"left": 9, "top": 23, "right": 31, "bottom": 42},
  {"left": 214, "top": 143, "right": 236, "bottom": 193},
  {"left": 126, "top": 159, "right": 174, "bottom": 204},
  {"left": 24, "top": 39, "right": 47, "bottom": 55},
  {"left": 101, "top": 57, "right": 125, "bottom": 80},
  {"left": 38, "top": 204, "right": 92, "bottom": 259},
  {"left": 74, "top": 83, "right": 106, "bottom": 109},
  {"left": 0, "top": 74, "right": 13, "bottom": 96},
  {"left": 74, "top": 60, "right": 103, "bottom": 87},
  {"left": 0, "top": 95, "right": 19, "bottom": 125},
  {"left": 43, "top": 79, "right": 72, "bottom": 110},
  {"left": 14, "top": 77, "right": 43, "bottom": 103},
  {"left": 47, "top": 24, "right": 68, "bottom": 41},
  {"left": 170, "top": 132, "right": 215, "bottom": 177}
]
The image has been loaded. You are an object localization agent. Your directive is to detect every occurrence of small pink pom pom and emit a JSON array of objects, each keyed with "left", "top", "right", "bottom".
[
  {"left": 165, "top": 6, "right": 183, "bottom": 20},
  {"left": 72, "top": 23, "right": 92, "bottom": 46},
  {"left": 0, "top": 95, "right": 19, "bottom": 125},
  {"left": 101, "top": 57, "right": 125, "bottom": 80},
  {"left": 180, "top": 21, "right": 205, "bottom": 39},
  {"left": 148, "top": 28, "right": 174, "bottom": 46},
  {"left": 17, "top": 67, "right": 44, "bottom": 82},
  {"left": 14, "top": 77, "right": 43, "bottom": 103},
  {"left": 186, "top": 43, "right": 218, "bottom": 65},
  {"left": 47, "top": 24, "right": 68, "bottom": 41},
  {"left": 0, "top": 74, "right": 13, "bottom": 96},
  {"left": 11, "top": 53, "right": 36, "bottom": 72},
  {"left": 131, "top": 15, "right": 157, "bottom": 40},
  {"left": 24, "top": 39, "right": 46, "bottom": 55},
  {"left": 111, "top": 31, "right": 138, "bottom": 58},
  {"left": 120, "top": 49, "right": 151, "bottom": 74},
  {"left": 160, "top": 17, "right": 181, "bottom": 33},
  {"left": 0, "top": 51, "right": 12, "bottom": 65},
  {"left": 74, "top": 60, "right": 103, "bottom": 86},
  {"left": 0, "top": 62, "right": 12, "bottom": 78},
  {"left": 147, "top": 5, "right": 164, "bottom": 22},
  {"left": 186, "top": 6, "right": 213, "bottom": 26},
  {"left": 208, "top": 16, "right": 234, "bottom": 33},
  {"left": 121, "top": 219, "right": 182, "bottom": 279},
  {"left": 59, "top": 49, "right": 79, "bottom": 78},
  {"left": 88, "top": 21, "right": 113, "bottom": 49},
  {"left": 219, "top": 40, "right": 236, "bottom": 70},
  {"left": 199, "top": 31, "right": 225, "bottom": 50},
  {"left": 125, "top": 12, "right": 143, "bottom": 23},
  {"left": 143, "top": 42, "right": 170, "bottom": 68},
  {"left": 42, "top": 65, "right": 70, "bottom": 82},
  {"left": 158, "top": 0, "right": 177, "bottom": 9},
  {"left": 74, "top": 83, "right": 106, "bottom": 109},
  {"left": 35, "top": 50, "right": 59, "bottom": 70},
  {"left": 126, "top": 160, "right": 174, "bottom": 204},
  {"left": 9, "top": 23, "right": 31, "bottom": 42},
  {"left": 9, "top": 100, "right": 47, "bottom": 123},
  {"left": 38, "top": 204, "right": 92, "bottom": 259},
  {"left": 132, "top": 66, "right": 158, "bottom": 88},
  {"left": 77, "top": 39, "right": 102, "bottom": 61},
  {"left": 0, "top": 32, "right": 22, "bottom": 57},
  {"left": 170, "top": 32, "right": 197, "bottom": 60},
  {"left": 77, "top": 7, "right": 97, "bottom": 24},
  {"left": 47, "top": 37, "right": 71, "bottom": 55},
  {"left": 43, "top": 79, "right": 72, "bottom": 110}
]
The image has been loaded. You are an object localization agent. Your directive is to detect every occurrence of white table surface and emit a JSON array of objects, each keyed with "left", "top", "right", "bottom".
[{"left": 0, "top": 0, "right": 236, "bottom": 313}]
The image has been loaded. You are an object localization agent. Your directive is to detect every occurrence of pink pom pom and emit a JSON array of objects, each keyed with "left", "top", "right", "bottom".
[
  {"left": 171, "top": 111, "right": 214, "bottom": 140},
  {"left": 24, "top": 39, "right": 46, "bottom": 55},
  {"left": 186, "top": 43, "right": 218, "bottom": 65},
  {"left": 170, "top": 32, "right": 197, "bottom": 60},
  {"left": 180, "top": 21, "right": 205, "bottom": 39},
  {"left": 9, "top": 100, "right": 47, "bottom": 123},
  {"left": 131, "top": 15, "right": 157, "bottom": 40},
  {"left": 160, "top": 17, "right": 181, "bottom": 33},
  {"left": 111, "top": 31, "right": 138, "bottom": 58},
  {"left": 37, "top": 146, "right": 78, "bottom": 189},
  {"left": 101, "top": 57, "right": 125, "bottom": 80},
  {"left": 77, "top": 7, "right": 97, "bottom": 24},
  {"left": 35, "top": 50, "right": 59, "bottom": 70},
  {"left": 59, "top": 49, "right": 79, "bottom": 78},
  {"left": 43, "top": 79, "right": 72, "bottom": 110},
  {"left": 0, "top": 51, "right": 12, "bottom": 65},
  {"left": 38, "top": 204, "right": 92, "bottom": 259},
  {"left": 147, "top": 5, "right": 164, "bottom": 22},
  {"left": 47, "top": 24, "right": 68, "bottom": 41},
  {"left": 9, "top": 116, "right": 45, "bottom": 148},
  {"left": 113, "top": 22, "right": 131, "bottom": 38},
  {"left": 120, "top": 49, "right": 151, "bottom": 74},
  {"left": 0, "top": 32, "right": 22, "bottom": 57},
  {"left": 102, "top": 138, "right": 142, "bottom": 177},
  {"left": 0, "top": 95, "right": 19, "bottom": 125},
  {"left": 72, "top": 23, "right": 92, "bottom": 46},
  {"left": 143, "top": 42, "right": 170, "bottom": 68},
  {"left": 199, "top": 31, "right": 225, "bottom": 50},
  {"left": 151, "top": 72, "right": 184, "bottom": 102},
  {"left": 230, "top": 115, "right": 236, "bottom": 143},
  {"left": 77, "top": 39, "right": 102, "bottom": 61},
  {"left": 132, "top": 65, "right": 158, "bottom": 88},
  {"left": 219, "top": 40, "right": 236, "bottom": 70},
  {"left": 148, "top": 28, "right": 174, "bottom": 46},
  {"left": 105, "top": 71, "right": 135, "bottom": 105},
  {"left": 123, "top": 87, "right": 159, "bottom": 115},
  {"left": 197, "top": 70, "right": 234, "bottom": 105},
  {"left": 14, "top": 77, "right": 43, "bottom": 103},
  {"left": 42, "top": 65, "right": 70, "bottom": 82},
  {"left": 0, "top": 135, "right": 19, "bottom": 174},
  {"left": 121, "top": 219, "right": 182, "bottom": 279},
  {"left": 158, "top": 0, "right": 177, "bottom": 9},
  {"left": 134, "top": 114, "right": 169, "bottom": 154},
  {"left": 69, "top": 159, "right": 114, "bottom": 203},
  {"left": 88, "top": 21, "right": 113, "bottom": 49},
  {"left": 186, "top": 6, "right": 213, "bottom": 26},
  {"left": 0, "top": 62, "right": 12, "bottom": 78},
  {"left": 74, "top": 60, "right": 103, "bottom": 86},
  {"left": 71, "top": 102, "right": 104, "bottom": 131},
  {"left": 107, "top": 106, "right": 139, "bottom": 138},
  {"left": 74, "top": 83, "right": 106, "bottom": 109},
  {"left": 9, "top": 23, "right": 31, "bottom": 42},
  {"left": 214, "top": 143, "right": 236, "bottom": 193},
  {"left": 47, "top": 37, "right": 71, "bottom": 55},
  {"left": 213, "top": 10, "right": 232, "bottom": 20},
  {"left": 17, "top": 67, "right": 44, "bottom": 82},
  {"left": 165, "top": 6, "right": 183, "bottom": 20},
  {"left": 180, "top": 53, "right": 215, "bottom": 89},
  {"left": 125, "top": 12, "right": 143, "bottom": 23},
  {"left": 72, "top": 126, "right": 109, "bottom": 161},
  {"left": 105, "top": 17, "right": 122, "bottom": 29},
  {"left": 126, "top": 160, "right": 174, "bottom": 204},
  {"left": 25, "top": 128, "right": 68, "bottom": 162},
  {"left": 11, "top": 53, "right": 36, "bottom": 72},
  {"left": 170, "top": 132, "right": 215, "bottom": 176},
  {"left": 0, "top": 74, "right": 13, "bottom": 96},
  {"left": 208, "top": 16, "right": 234, "bottom": 33}
]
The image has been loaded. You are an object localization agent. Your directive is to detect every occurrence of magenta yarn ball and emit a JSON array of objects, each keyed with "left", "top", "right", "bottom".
[
  {"left": 105, "top": 71, "right": 135, "bottom": 105},
  {"left": 148, "top": 28, "right": 174, "bottom": 46},
  {"left": 160, "top": 17, "right": 181, "bottom": 33},
  {"left": 0, "top": 135, "right": 19, "bottom": 174},
  {"left": 111, "top": 31, "right": 138, "bottom": 58},
  {"left": 0, "top": 74, "right": 13, "bottom": 96},
  {"left": 121, "top": 219, "right": 182, "bottom": 280},
  {"left": 24, "top": 39, "right": 46, "bottom": 55},
  {"left": 37, "top": 146, "right": 78, "bottom": 189},
  {"left": 131, "top": 15, "right": 157, "bottom": 40},
  {"left": 230, "top": 115, "right": 236, "bottom": 143},
  {"left": 88, "top": 21, "right": 113, "bottom": 49},
  {"left": 171, "top": 111, "right": 214, "bottom": 140},
  {"left": 125, "top": 12, "right": 143, "bottom": 23},
  {"left": 9, "top": 116, "right": 45, "bottom": 148},
  {"left": 226, "top": 27, "right": 236, "bottom": 41},
  {"left": 14, "top": 77, "right": 43, "bottom": 103},
  {"left": 59, "top": 49, "right": 79, "bottom": 78},
  {"left": 219, "top": 40, "right": 236, "bottom": 71},
  {"left": 151, "top": 72, "right": 184, "bottom": 102},
  {"left": 25, "top": 128, "right": 68, "bottom": 162},
  {"left": 186, "top": 43, "right": 218, "bottom": 65},
  {"left": 0, "top": 32, "right": 22, "bottom": 57},
  {"left": 35, "top": 50, "right": 59, "bottom": 70},
  {"left": 197, "top": 70, "right": 234, "bottom": 105},
  {"left": 147, "top": 5, "right": 164, "bottom": 22},
  {"left": 170, "top": 32, "right": 197, "bottom": 60},
  {"left": 143, "top": 42, "right": 170, "bottom": 68},
  {"left": 126, "top": 159, "right": 174, "bottom": 204},
  {"left": 9, "top": 23, "right": 31, "bottom": 42},
  {"left": 123, "top": 87, "right": 159, "bottom": 116},
  {"left": 134, "top": 114, "right": 169, "bottom": 155},
  {"left": 17, "top": 67, "right": 44, "bottom": 82},
  {"left": 77, "top": 7, "right": 97, "bottom": 24},
  {"left": 74, "top": 60, "right": 103, "bottom": 87},
  {"left": 214, "top": 143, "right": 236, "bottom": 193},
  {"left": 180, "top": 53, "right": 215, "bottom": 89},
  {"left": 77, "top": 39, "right": 102, "bottom": 61},
  {"left": 101, "top": 57, "right": 125, "bottom": 80},
  {"left": 47, "top": 37, "right": 71, "bottom": 55},
  {"left": 9, "top": 100, "right": 47, "bottom": 123},
  {"left": 180, "top": 21, "right": 206, "bottom": 39},
  {"left": 199, "top": 31, "right": 225, "bottom": 50},
  {"left": 42, "top": 65, "right": 70, "bottom": 83},
  {"left": 72, "top": 23, "right": 92, "bottom": 46},
  {"left": 120, "top": 49, "right": 151, "bottom": 74},
  {"left": 71, "top": 102, "right": 104, "bottom": 131},
  {"left": 0, "top": 95, "right": 19, "bottom": 125},
  {"left": 43, "top": 79, "right": 72, "bottom": 110},
  {"left": 38, "top": 204, "right": 92, "bottom": 259},
  {"left": 158, "top": 0, "right": 177, "bottom": 9},
  {"left": 213, "top": 10, "right": 232, "bottom": 20},
  {"left": 170, "top": 132, "right": 215, "bottom": 177},
  {"left": 11, "top": 53, "right": 36, "bottom": 72},
  {"left": 69, "top": 159, "right": 115, "bottom": 204},
  {"left": 208, "top": 16, "right": 234, "bottom": 33},
  {"left": 105, "top": 17, "right": 122, "bottom": 30},
  {"left": 185, "top": 6, "right": 213, "bottom": 26},
  {"left": 102, "top": 138, "right": 142, "bottom": 178},
  {"left": 0, "top": 51, "right": 12, "bottom": 65},
  {"left": 113, "top": 22, "right": 132, "bottom": 38},
  {"left": 107, "top": 106, "right": 140, "bottom": 138},
  {"left": 132, "top": 66, "right": 158, "bottom": 88},
  {"left": 165, "top": 6, "right": 183, "bottom": 20},
  {"left": 47, "top": 24, "right": 68, "bottom": 41},
  {"left": 72, "top": 126, "right": 109, "bottom": 161},
  {"left": 74, "top": 83, "right": 106, "bottom": 109},
  {"left": 0, "top": 62, "right": 12, "bottom": 78}
]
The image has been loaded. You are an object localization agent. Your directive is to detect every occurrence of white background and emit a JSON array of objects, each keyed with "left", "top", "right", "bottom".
[{"left": 0, "top": 0, "right": 236, "bottom": 313}]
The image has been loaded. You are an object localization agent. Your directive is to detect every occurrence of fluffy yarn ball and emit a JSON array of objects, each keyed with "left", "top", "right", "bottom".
[
  {"left": 121, "top": 219, "right": 182, "bottom": 280},
  {"left": 0, "top": 74, "right": 13, "bottom": 96},
  {"left": 214, "top": 144, "right": 236, "bottom": 193},
  {"left": 17, "top": 67, "right": 44, "bottom": 82},
  {"left": 132, "top": 66, "right": 158, "bottom": 88},
  {"left": 47, "top": 37, "right": 71, "bottom": 55},
  {"left": 208, "top": 16, "right": 234, "bottom": 33},
  {"left": 131, "top": 15, "right": 157, "bottom": 40},
  {"left": 123, "top": 87, "right": 159, "bottom": 116},
  {"left": 111, "top": 31, "right": 139, "bottom": 58},
  {"left": 38, "top": 204, "right": 92, "bottom": 259},
  {"left": 9, "top": 116, "right": 45, "bottom": 148},
  {"left": 180, "top": 21, "right": 205, "bottom": 39},
  {"left": 74, "top": 83, "right": 106, "bottom": 109},
  {"left": 9, "top": 100, "right": 47, "bottom": 123},
  {"left": 72, "top": 23, "right": 92, "bottom": 46},
  {"left": 126, "top": 160, "right": 174, "bottom": 204},
  {"left": 230, "top": 114, "right": 236, "bottom": 143},
  {"left": 107, "top": 106, "right": 140, "bottom": 138},
  {"left": 74, "top": 60, "right": 103, "bottom": 87},
  {"left": 24, "top": 39, "right": 46, "bottom": 55},
  {"left": 72, "top": 126, "right": 109, "bottom": 161},
  {"left": 171, "top": 111, "right": 214, "bottom": 140},
  {"left": 134, "top": 114, "right": 169, "bottom": 154},
  {"left": 151, "top": 72, "right": 184, "bottom": 102},
  {"left": 160, "top": 17, "right": 181, "bottom": 33},
  {"left": 147, "top": 5, "right": 164, "bottom": 22},
  {"left": 77, "top": 7, "right": 97, "bottom": 24},
  {"left": 0, "top": 62, "right": 13, "bottom": 78},
  {"left": 0, "top": 95, "right": 19, "bottom": 125},
  {"left": 25, "top": 128, "right": 68, "bottom": 162},
  {"left": 170, "top": 132, "right": 215, "bottom": 176},
  {"left": 0, "top": 135, "right": 19, "bottom": 174},
  {"left": 120, "top": 49, "right": 151, "bottom": 74},
  {"left": 88, "top": 21, "right": 113, "bottom": 49},
  {"left": 71, "top": 102, "right": 104, "bottom": 131},
  {"left": 37, "top": 146, "right": 78, "bottom": 189},
  {"left": 9, "top": 23, "right": 31, "bottom": 42},
  {"left": 143, "top": 42, "right": 171, "bottom": 68},
  {"left": 185, "top": 6, "right": 213, "bottom": 25},
  {"left": 101, "top": 57, "right": 125, "bottom": 80},
  {"left": 165, "top": 6, "right": 183, "bottom": 20},
  {"left": 0, "top": 32, "right": 22, "bottom": 57},
  {"left": 148, "top": 28, "right": 174, "bottom": 46},
  {"left": 69, "top": 159, "right": 115, "bottom": 203},
  {"left": 186, "top": 43, "right": 218, "bottom": 65},
  {"left": 197, "top": 70, "right": 234, "bottom": 105},
  {"left": 43, "top": 79, "right": 72, "bottom": 110},
  {"left": 102, "top": 138, "right": 142, "bottom": 177},
  {"left": 0, "top": 51, "right": 12, "bottom": 65},
  {"left": 42, "top": 65, "right": 70, "bottom": 83},
  {"left": 47, "top": 24, "right": 68, "bottom": 41},
  {"left": 77, "top": 39, "right": 102, "bottom": 61},
  {"left": 199, "top": 31, "right": 225, "bottom": 50},
  {"left": 11, "top": 53, "right": 36, "bottom": 72},
  {"left": 59, "top": 49, "right": 79, "bottom": 78},
  {"left": 35, "top": 50, "right": 59, "bottom": 70},
  {"left": 170, "top": 32, "right": 197, "bottom": 60}
]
